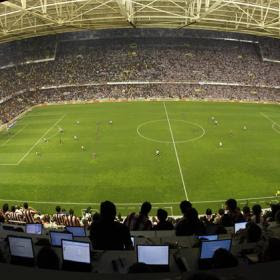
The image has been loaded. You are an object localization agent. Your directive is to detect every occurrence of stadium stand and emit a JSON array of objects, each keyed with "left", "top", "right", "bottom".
[
  {"left": 0, "top": 29, "right": 279, "bottom": 278},
  {"left": 0, "top": 30, "right": 280, "bottom": 125}
]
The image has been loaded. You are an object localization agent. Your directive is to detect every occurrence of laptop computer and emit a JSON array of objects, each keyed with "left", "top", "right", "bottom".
[
  {"left": 198, "top": 239, "right": 232, "bottom": 269},
  {"left": 198, "top": 235, "right": 218, "bottom": 241},
  {"left": 8, "top": 236, "right": 34, "bottom": 266},
  {"left": 234, "top": 222, "right": 247, "bottom": 233},
  {"left": 26, "top": 224, "right": 42, "bottom": 235},
  {"left": 137, "top": 245, "right": 169, "bottom": 272},
  {"left": 62, "top": 239, "right": 92, "bottom": 272},
  {"left": 66, "top": 226, "right": 86, "bottom": 237},
  {"left": 49, "top": 231, "right": 73, "bottom": 247}
]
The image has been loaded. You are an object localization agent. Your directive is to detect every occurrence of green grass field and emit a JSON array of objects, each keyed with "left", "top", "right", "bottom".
[{"left": 0, "top": 101, "right": 279, "bottom": 216}]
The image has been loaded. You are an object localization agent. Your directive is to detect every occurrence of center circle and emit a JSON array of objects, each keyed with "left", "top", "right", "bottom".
[{"left": 137, "top": 119, "right": 206, "bottom": 144}]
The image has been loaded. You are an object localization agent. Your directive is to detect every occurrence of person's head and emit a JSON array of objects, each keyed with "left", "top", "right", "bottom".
[
  {"left": 205, "top": 208, "right": 212, "bottom": 216},
  {"left": 274, "top": 209, "right": 280, "bottom": 224},
  {"left": 225, "top": 199, "right": 237, "bottom": 212},
  {"left": 100, "top": 201, "right": 116, "bottom": 221},
  {"left": 246, "top": 222, "right": 262, "bottom": 242},
  {"left": 212, "top": 248, "right": 238, "bottom": 268},
  {"left": 218, "top": 208, "right": 224, "bottom": 216},
  {"left": 242, "top": 206, "right": 250, "bottom": 215},
  {"left": 157, "top": 209, "right": 168, "bottom": 222},
  {"left": 69, "top": 209, "right": 74, "bottom": 216},
  {"left": 252, "top": 204, "right": 262, "bottom": 216},
  {"left": 11, "top": 206, "right": 16, "bottom": 213},
  {"left": 180, "top": 200, "right": 192, "bottom": 215},
  {"left": 55, "top": 206, "right": 61, "bottom": 213},
  {"left": 140, "top": 202, "right": 152, "bottom": 216},
  {"left": 92, "top": 212, "right": 101, "bottom": 222},
  {"left": 37, "top": 246, "right": 60, "bottom": 270},
  {"left": 23, "top": 202, "right": 28, "bottom": 209},
  {"left": 2, "top": 203, "right": 9, "bottom": 213},
  {"left": 186, "top": 273, "right": 221, "bottom": 280}
]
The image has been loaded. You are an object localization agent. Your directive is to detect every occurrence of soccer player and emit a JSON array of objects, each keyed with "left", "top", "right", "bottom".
[
  {"left": 219, "top": 142, "right": 223, "bottom": 148},
  {"left": 214, "top": 120, "right": 218, "bottom": 125},
  {"left": 92, "top": 152, "right": 96, "bottom": 159},
  {"left": 156, "top": 150, "right": 160, "bottom": 156},
  {"left": 211, "top": 116, "right": 215, "bottom": 121},
  {"left": 81, "top": 145, "right": 85, "bottom": 151},
  {"left": 109, "top": 120, "right": 113, "bottom": 125},
  {"left": 276, "top": 190, "right": 280, "bottom": 197},
  {"left": 76, "top": 120, "right": 80, "bottom": 125},
  {"left": 243, "top": 125, "right": 247, "bottom": 131},
  {"left": 74, "top": 135, "right": 78, "bottom": 140},
  {"left": 59, "top": 127, "right": 64, "bottom": 133}
]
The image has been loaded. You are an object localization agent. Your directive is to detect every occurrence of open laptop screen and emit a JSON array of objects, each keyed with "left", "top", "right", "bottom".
[
  {"left": 200, "top": 239, "right": 232, "bottom": 259},
  {"left": 137, "top": 245, "right": 169, "bottom": 265},
  {"left": 50, "top": 231, "right": 73, "bottom": 247},
  {"left": 26, "top": 224, "right": 42, "bottom": 235},
  {"left": 234, "top": 222, "right": 247, "bottom": 233},
  {"left": 198, "top": 235, "right": 218, "bottom": 241},
  {"left": 66, "top": 227, "right": 86, "bottom": 237},
  {"left": 8, "top": 236, "right": 34, "bottom": 259},
  {"left": 62, "top": 240, "right": 91, "bottom": 264}
]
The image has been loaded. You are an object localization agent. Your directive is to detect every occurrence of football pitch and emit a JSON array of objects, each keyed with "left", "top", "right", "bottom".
[{"left": 0, "top": 101, "right": 279, "bottom": 216}]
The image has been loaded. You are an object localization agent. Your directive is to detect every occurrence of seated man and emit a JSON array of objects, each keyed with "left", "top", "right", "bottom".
[
  {"left": 153, "top": 209, "right": 174, "bottom": 230},
  {"left": 176, "top": 207, "right": 205, "bottom": 236},
  {"left": 124, "top": 201, "right": 153, "bottom": 231},
  {"left": 90, "top": 201, "right": 133, "bottom": 250}
]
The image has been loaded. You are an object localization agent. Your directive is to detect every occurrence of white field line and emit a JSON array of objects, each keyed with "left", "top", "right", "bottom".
[
  {"left": 260, "top": 112, "right": 280, "bottom": 135},
  {"left": 272, "top": 123, "right": 280, "bottom": 134},
  {"left": 0, "top": 196, "right": 276, "bottom": 206},
  {"left": 16, "top": 114, "right": 66, "bottom": 165},
  {"left": 0, "top": 125, "right": 28, "bottom": 147},
  {"left": 163, "top": 102, "right": 189, "bottom": 201}
]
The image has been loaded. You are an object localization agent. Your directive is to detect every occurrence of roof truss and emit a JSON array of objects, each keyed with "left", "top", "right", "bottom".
[{"left": 0, "top": 0, "right": 280, "bottom": 43}]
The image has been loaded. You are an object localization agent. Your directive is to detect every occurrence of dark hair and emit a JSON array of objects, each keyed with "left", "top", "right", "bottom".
[
  {"left": 55, "top": 206, "right": 61, "bottom": 213},
  {"left": 180, "top": 200, "right": 192, "bottom": 214},
  {"left": 11, "top": 206, "right": 16, "bottom": 212},
  {"left": 2, "top": 203, "right": 9, "bottom": 213},
  {"left": 246, "top": 222, "right": 262, "bottom": 243},
  {"left": 157, "top": 209, "right": 168, "bottom": 221},
  {"left": 69, "top": 209, "right": 74, "bottom": 215},
  {"left": 186, "top": 207, "right": 199, "bottom": 223},
  {"left": 100, "top": 201, "right": 116, "bottom": 221},
  {"left": 37, "top": 246, "right": 60, "bottom": 270},
  {"left": 225, "top": 199, "right": 237, "bottom": 211},
  {"left": 23, "top": 202, "right": 28, "bottom": 209},
  {"left": 221, "top": 214, "right": 233, "bottom": 227},
  {"left": 212, "top": 248, "right": 238, "bottom": 268},
  {"left": 252, "top": 204, "right": 262, "bottom": 223},
  {"left": 242, "top": 206, "right": 250, "bottom": 215},
  {"left": 206, "top": 208, "right": 212, "bottom": 216},
  {"left": 218, "top": 208, "right": 224, "bottom": 216},
  {"left": 140, "top": 202, "right": 152, "bottom": 216}
]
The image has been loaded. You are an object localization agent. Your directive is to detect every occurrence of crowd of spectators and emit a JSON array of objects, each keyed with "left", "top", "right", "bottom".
[
  {"left": 0, "top": 37, "right": 280, "bottom": 124},
  {"left": 2, "top": 198, "right": 280, "bottom": 243},
  {"left": 0, "top": 198, "right": 280, "bottom": 276}
]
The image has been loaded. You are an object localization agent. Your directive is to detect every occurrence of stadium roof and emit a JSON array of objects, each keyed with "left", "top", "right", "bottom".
[{"left": 0, "top": 0, "right": 280, "bottom": 43}]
